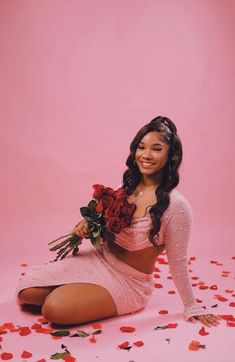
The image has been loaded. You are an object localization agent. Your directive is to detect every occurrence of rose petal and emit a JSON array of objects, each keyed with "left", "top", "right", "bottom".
[
  {"left": 229, "top": 302, "right": 235, "bottom": 307},
  {"left": 214, "top": 295, "right": 228, "bottom": 302},
  {"left": 89, "top": 334, "right": 96, "bottom": 343},
  {"left": 133, "top": 340, "right": 144, "bottom": 347},
  {"left": 118, "top": 341, "right": 129, "bottom": 349},
  {"left": 199, "top": 285, "right": 209, "bottom": 290},
  {"left": 31, "top": 323, "right": 41, "bottom": 329},
  {"left": 37, "top": 317, "right": 48, "bottom": 324},
  {"left": 209, "top": 285, "right": 218, "bottom": 290},
  {"left": 0, "top": 352, "right": 13, "bottom": 360},
  {"left": 120, "top": 326, "right": 136, "bottom": 333},
  {"left": 92, "top": 323, "right": 102, "bottom": 329},
  {"left": 154, "top": 283, "right": 163, "bottom": 288},
  {"left": 21, "top": 350, "right": 33, "bottom": 358},
  {"left": 166, "top": 323, "right": 178, "bottom": 328},
  {"left": 158, "top": 310, "right": 168, "bottom": 314},
  {"left": 227, "top": 321, "right": 235, "bottom": 327},
  {"left": 168, "top": 290, "right": 176, "bottom": 294},
  {"left": 64, "top": 356, "right": 76, "bottom": 362},
  {"left": 188, "top": 340, "right": 200, "bottom": 351},
  {"left": 199, "top": 327, "right": 209, "bottom": 336}
]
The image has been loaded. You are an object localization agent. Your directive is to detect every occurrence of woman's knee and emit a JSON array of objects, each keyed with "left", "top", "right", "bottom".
[
  {"left": 18, "top": 288, "right": 38, "bottom": 305},
  {"left": 41, "top": 297, "right": 65, "bottom": 324},
  {"left": 18, "top": 287, "right": 54, "bottom": 306}
]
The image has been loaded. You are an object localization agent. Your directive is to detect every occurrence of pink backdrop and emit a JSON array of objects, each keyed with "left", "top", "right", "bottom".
[{"left": 1, "top": 0, "right": 235, "bottom": 263}]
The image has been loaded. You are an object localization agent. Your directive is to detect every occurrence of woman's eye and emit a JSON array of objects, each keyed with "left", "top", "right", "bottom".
[
  {"left": 137, "top": 145, "right": 144, "bottom": 149},
  {"left": 153, "top": 148, "right": 162, "bottom": 152}
]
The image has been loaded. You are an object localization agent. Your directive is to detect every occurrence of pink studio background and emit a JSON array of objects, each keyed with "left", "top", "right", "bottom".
[{"left": 0, "top": 1, "right": 235, "bottom": 361}]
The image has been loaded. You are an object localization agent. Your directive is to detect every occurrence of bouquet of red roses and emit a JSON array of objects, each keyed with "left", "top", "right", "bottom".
[{"left": 48, "top": 184, "right": 136, "bottom": 261}]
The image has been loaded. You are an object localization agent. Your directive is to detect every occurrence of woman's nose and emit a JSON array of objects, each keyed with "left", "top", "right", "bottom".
[{"left": 142, "top": 149, "right": 152, "bottom": 159}]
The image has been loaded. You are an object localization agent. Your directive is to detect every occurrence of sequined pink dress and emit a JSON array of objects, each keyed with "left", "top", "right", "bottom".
[{"left": 16, "top": 190, "right": 210, "bottom": 320}]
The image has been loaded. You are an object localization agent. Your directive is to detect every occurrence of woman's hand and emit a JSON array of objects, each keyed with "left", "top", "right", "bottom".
[
  {"left": 189, "top": 314, "right": 221, "bottom": 327},
  {"left": 72, "top": 219, "right": 90, "bottom": 238}
]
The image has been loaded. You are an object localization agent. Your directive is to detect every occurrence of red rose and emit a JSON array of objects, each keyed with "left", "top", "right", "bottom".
[
  {"left": 101, "top": 195, "right": 113, "bottom": 209},
  {"left": 114, "top": 187, "right": 127, "bottom": 201},
  {"left": 92, "top": 184, "right": 106, "bottom": 199},
  {"left": 106, "top": 217, "right": 122, "bottom": 233},
  {"left": 120, "top": 199, "right": 136, "bottom": 217},
  {"left": 121, "top": 215, "right": 132, "bottom": 228}
]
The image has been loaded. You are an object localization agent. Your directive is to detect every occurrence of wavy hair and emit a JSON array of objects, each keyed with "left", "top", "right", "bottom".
[{"left": 122, "top": 116, "right": 183, "bottom": 245}]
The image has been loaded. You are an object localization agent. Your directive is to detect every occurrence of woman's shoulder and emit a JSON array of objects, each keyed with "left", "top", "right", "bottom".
[{"left": 164, "top": 189, "right": 193, "bottom": 219}]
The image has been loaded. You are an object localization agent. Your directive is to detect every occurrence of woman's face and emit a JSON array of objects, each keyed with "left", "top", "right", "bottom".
[{"left": 135, "top": 131, "right": 170, "bottom": 177}]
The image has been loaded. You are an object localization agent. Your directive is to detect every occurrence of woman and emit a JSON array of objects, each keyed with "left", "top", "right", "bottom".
[{"left": 17, "top": 116, "right": 220, "bottom": 327}]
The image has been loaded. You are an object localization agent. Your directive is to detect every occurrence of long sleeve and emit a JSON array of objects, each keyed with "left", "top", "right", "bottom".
[{"left": 163, "top": 191, "right": 212, "bottom": 320}]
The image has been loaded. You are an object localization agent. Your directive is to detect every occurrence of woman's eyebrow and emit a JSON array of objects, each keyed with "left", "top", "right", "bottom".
[{"left": 139, "top": 141, "right": 163, "bottom": 146}]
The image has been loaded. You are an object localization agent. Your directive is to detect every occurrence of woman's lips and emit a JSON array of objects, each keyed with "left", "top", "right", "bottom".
[{"left": 140, "top": 161, "right": 155, "bottom": 168}]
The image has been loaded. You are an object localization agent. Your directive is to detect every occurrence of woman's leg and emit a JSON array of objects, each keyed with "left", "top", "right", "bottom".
[
  {"left": 19, "top": 286, "right": 57, "bottom": 306},
  {"left": 42, "top": 283, "right": 118, "bottom": 325}
]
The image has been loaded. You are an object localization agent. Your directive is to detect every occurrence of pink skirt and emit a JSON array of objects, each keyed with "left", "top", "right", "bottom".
[{"left": 16, "top": 243, "right": 154, "bottom": 316}]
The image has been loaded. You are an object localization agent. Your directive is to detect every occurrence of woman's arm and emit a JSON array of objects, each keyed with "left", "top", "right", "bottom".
[{"left": 163, "top": 192, "right": 214, "bottom": 321}]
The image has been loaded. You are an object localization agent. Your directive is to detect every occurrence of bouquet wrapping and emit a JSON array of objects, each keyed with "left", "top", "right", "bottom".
[{"left": 49, "top": 184, "right": 136, "bottom": 261}]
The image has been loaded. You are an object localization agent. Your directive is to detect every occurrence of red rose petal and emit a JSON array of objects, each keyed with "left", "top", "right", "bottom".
[
  {"left": 199, "top": 285, "right": 208, "bottom": 290},
  {"left": 210, "top": 285, "right": 218, "bottom": 290},
  {"left": 51, "top": 336, "right": 62, "bottom": 340},
  {"left": 219, "top": 314, "right": 234, "bottom": 320},
  {"left": 190, "top": 257, "right": 196, "bottom": 261},
  {"left": 229, "top": 302, "right": 235, "bottom": 307},
  {"left": 196, "top": 298, "right": 203, "bottom": 303},
  {"left": 64, "top": 356, "right": 76, "bottom": 362},
  {"left": 120, "top": 326, "right": 136, "bottom": 333},
  {"left": 89, "top": 334, "right": 96, "bottom": 343},
  {"left": 21, "top": 350, "right": 32, "bottom": 358},
  {"left": 199, "top": 327, "right": 209, "bottom": 336},
  {"left": 191, "top": 277, "right": 199, "bottom": 280},
  {"left": 154, "top": 283, "right": 163, "bottom": 288},
  {"left": 36, "top": 359, "right": 46, "bottom": 362},
  {"left": 19, "top": 327, "right": 31, "bottom": 336},
  {"left": 92, "top": 323, "right": 102, "bottom": 329},
  {"left": 188, "top": 340, "right": 201, "bottom": 351},
  {"left": 0, "top": 337, "right": 3, "bottom": 342},
  {"left": 35, "top": 327, "right": 53, "bottom": 334},
  {"left": 231, "top": 256, "right": 235, "bottom": 260},
  {"left": 168, "top": 290, "right": 176, "bottom": 294},
  {"left": 227, "top": 321, "right": 235, "bottom": 327},
  {"left": 37, "top": 317, "right": 48, "bottom": 323},
  {"left": 214, "top": 295, "right": 228, "bottom": 302},
  {"left": 0, "top": 352, "right": 13, "bottom": 360},
  {"left": 118, "top": 341, "right": 129, "bottom": 349},
  {"left": 158, "top": 310, "right": 168, "bottom": 314},
  {"left": 20, "top": 263, "right": 28, "bottom": 267},
  {"left": 2, "top": 323, "right": 14, "bottom": 330},
  {"left": 166, "top": 323, "right": 177, "bottom": 329},
  {"left": 133, "top": 340, "right": 144, "bottom": 347},
  {"left": 225, "top": 290, "right": 234, "bottom": 293},
  {"left": 0, "top": 328, "right": 7, "bottom": 335},
  {"left": 31, "top": 323, "right": 41, "bottom": 329},
  {"left": 153, "top": 267, "right": 161, "bottom": 272},
  {"left": 153, "top": 273, "right": 160, "bottom": 278}
]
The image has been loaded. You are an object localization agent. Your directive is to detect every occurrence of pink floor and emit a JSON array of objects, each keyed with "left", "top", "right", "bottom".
[{"left": 1, "top": 243, "right": 234, "bottom": 362}]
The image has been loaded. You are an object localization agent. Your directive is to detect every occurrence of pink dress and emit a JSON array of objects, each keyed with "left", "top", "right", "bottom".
[{"left": 16, "top": 190, "right": 211, "bottom": 320}]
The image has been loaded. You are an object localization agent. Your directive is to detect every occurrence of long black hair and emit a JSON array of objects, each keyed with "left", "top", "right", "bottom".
[{"left": 122, "top": 116, "right": 183, "bottom": 245}]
